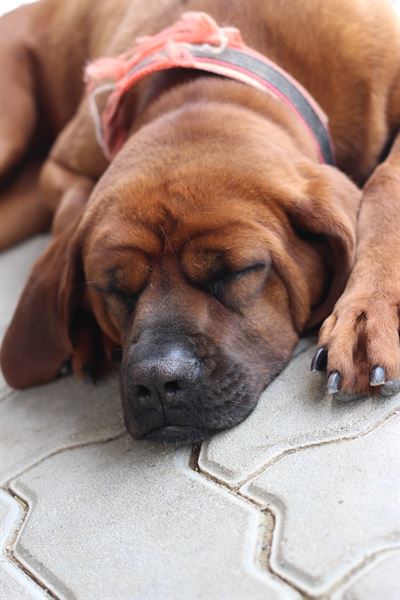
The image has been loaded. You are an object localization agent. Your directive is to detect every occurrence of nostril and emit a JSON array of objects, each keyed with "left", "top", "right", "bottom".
[
  {"left": 134, "top": 384, "right": 162, "bottom": 410},
  {"left": 135, "top": 385, "right": 151, "bottom": 398},
  {"left": 164, "top": 380, "right": 182, "bottom": 395}
]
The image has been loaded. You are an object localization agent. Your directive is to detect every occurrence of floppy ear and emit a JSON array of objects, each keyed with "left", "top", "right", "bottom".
[
  {"left": 1, "top": 218, "right": 84, "bottom": 389},
  {"left": 277, "top": 163, "right": 361, "bottom": 329}
]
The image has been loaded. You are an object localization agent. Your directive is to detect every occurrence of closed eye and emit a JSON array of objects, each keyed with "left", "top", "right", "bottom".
[
  {"left": 91, "top": 283, "right": 140, "bottom": 312},
  {"left": 207, "top": 262, "right": 267, "bottom": 299},
  {"left": 219, "top": 262, "right": 266, "bottom": 282},
  {"left": 209, "top": 262, "right": 267, "bottom": 285},
  {"left": 91, "top": 282, "right": 135, "bottom": 297}
]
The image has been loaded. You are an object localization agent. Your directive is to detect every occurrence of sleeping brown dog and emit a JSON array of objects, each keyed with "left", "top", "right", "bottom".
[{"left": 1, "top": 0, "right": 399, "bottom": 443}]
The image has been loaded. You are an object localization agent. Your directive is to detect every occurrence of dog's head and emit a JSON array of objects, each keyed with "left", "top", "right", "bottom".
[{"left": 1, "top": 98, "right": 360, "bottom": 443}]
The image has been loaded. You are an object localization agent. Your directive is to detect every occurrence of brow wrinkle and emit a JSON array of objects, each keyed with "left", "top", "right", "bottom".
[{"left": 159, "top": 224, "right": 174, "bottom": 254}]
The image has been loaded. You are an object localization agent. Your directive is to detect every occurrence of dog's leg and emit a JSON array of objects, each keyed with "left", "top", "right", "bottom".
[
  {"left": 0, "top": 2, "right": 102, "bottom": 247},
  {"left": 0, "top": 7, "right": 39, "bottom": 181},
  {"left": 0, "top": 161, "right": 52, "bottom": 250},
  {"left": 314, "top": 131, "right": 400, "bottom": 398},
  {"left": 0, "top": 6, "right": 54, "bottom": 247}
]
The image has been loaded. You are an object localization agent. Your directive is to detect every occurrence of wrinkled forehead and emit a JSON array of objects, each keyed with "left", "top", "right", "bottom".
[
  {"left": 81, "top": 186, "right": 272, "bottom": 288},
  {"left": 83, "top": 170, "right": 272, "bottom": 249},
  {"left": 84, "top": 206, "right": 269, "bottom": 268}
]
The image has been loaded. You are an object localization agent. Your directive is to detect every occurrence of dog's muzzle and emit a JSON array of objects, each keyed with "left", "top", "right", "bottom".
[
  {"left": 120, "top": 326, "right": 262, "bottom": 444},
  {"left": 121, "top": 333, "right": 208, "bottom": 443}
]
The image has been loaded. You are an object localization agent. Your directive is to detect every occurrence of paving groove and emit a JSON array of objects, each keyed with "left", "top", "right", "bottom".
[
  {"left": 1, "top": 431, "right": 127, "bottom": 489},
  {"left": 198, "top": 347, "right": 400, "bottom": 489},
  {"left": 239, "top": 415, "right": 400, "bottom": 597},
  {"left": 189, "top": 442, "right": 400, "bottom": 600},
  {"left": 191, "top": 446, "right": 313, "bottom": 599},
  {"left": 3, "top": 490, "right": 59, "bottom": 600},
  {"left": 208, "top": 405, "right": 400, "bottom": 490}
]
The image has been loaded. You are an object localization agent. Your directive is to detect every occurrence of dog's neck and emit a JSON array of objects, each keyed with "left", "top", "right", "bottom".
[{"left": 125, "top": 75, "right": 324, "bottom": 165}]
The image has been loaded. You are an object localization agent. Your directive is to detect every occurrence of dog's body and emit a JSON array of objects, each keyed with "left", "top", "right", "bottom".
[{"left": 1, "top": 0, "right": 399, "bottom": 442}]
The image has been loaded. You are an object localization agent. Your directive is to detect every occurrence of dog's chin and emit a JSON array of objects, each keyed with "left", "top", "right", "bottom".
[
  {"left": 143, "top": 425, "right": 210, "bottom": 445},
  {"left": 120, "top": 356, "right": 265, "bottom": 445},
  {"left": 124, "top": 399, "right": 258, "bottom": 446},
  {"left": 125, "top": 421, "right": 214, "bottom": 445}
]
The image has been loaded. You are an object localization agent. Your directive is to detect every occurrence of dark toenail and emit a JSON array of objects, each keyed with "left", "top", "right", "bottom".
[
  {"left": 59, "top": 359, "right": 72, "bottom": 377},
  {"left": 311, "top": 347, "right": 328, "bottom": 372},
  {"left": 327, "top": 371, "right": 341, "bottom": 394},
  {"left": 370, "top": 365, "right": 386, "bottom": 387},
  {"left": 82, "top": 365, "right": 95, "bottom": 385}
]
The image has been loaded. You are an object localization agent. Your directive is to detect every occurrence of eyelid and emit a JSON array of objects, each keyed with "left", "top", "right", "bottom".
[
  {"left": 91, "top": 282, "right": 138, "bottom": 299},
  {"left": 213, "top": 262, "right": 267, "bottom": 283},
  {"left": 233, "top": 262, "right": 266, "bottom": 276},
  {"left": 205, "top": 262, "right": 267, "bottom": 298},
  {"left": 90, "top": 283, "right": 111, "bottom": 295}
]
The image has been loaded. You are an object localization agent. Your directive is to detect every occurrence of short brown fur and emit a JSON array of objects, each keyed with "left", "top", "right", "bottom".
[{"left": 1, "top": 0, "right": 400, "bottom": 437}]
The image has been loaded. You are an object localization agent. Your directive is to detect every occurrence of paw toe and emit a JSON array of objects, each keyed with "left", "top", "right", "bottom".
[
  {"left": 379, "top": 379, "right": 400, "bottom": 397},
  {"left": 334, "top": 390, "right": 367, "bottom": 402}
]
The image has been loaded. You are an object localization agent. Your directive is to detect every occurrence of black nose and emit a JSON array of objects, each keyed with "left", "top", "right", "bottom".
[{"left": 129, "top": 346, "right": 201, "bottom": 410}]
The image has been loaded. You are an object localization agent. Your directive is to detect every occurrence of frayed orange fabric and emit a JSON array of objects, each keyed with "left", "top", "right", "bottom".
[
  {"left": 85, "top": 11, "right": 331, "bottom": 162},
  {"left": 85, "top": 12, "right": 242, "bottom": 84},
  {"left": 85, "top": 12, "right": 241, "bottom": 157}
]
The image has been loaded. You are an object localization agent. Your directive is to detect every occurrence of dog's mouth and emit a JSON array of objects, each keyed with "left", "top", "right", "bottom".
[
  {"left": 143, "top": 425, "right": 209, "bottom": 444},
  {"left": 120, "top": 333, "right": 270, "bottom": 445},
  {"left": 122, "top": 372, "right": 263, "bottom": 445}
]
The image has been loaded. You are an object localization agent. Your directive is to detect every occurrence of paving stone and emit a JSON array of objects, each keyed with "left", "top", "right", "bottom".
[
  {"left": 332, "top": 551, "right": 400, "bottom": 600},
  {"left": 291, "top": 336, "right": 316, "bottom": 359},
  {"left": 0, "top": 236, "right": 49, "bottom": 331},
  {"left": 10, "top": 436, "right": 301, "bottom": 600},
  {"left": 0, "top": 375, "right": 124, "bottom": 486},
  {"left": 199, "top": 346, "right": 400, "bottom": 487},
  {"left": 0, "top": 490, "right": 48, "bottom": 600},
  {"left": 241, "top": 414, "right": 400, "bottom": 596},
  {"left": 0, "top": 561, "right": 49, "bottom": 600}
]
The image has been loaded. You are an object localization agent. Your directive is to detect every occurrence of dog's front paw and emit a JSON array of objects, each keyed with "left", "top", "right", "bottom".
[{"left": 311, "top": 289, "right": 400, "bottom": 399}]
